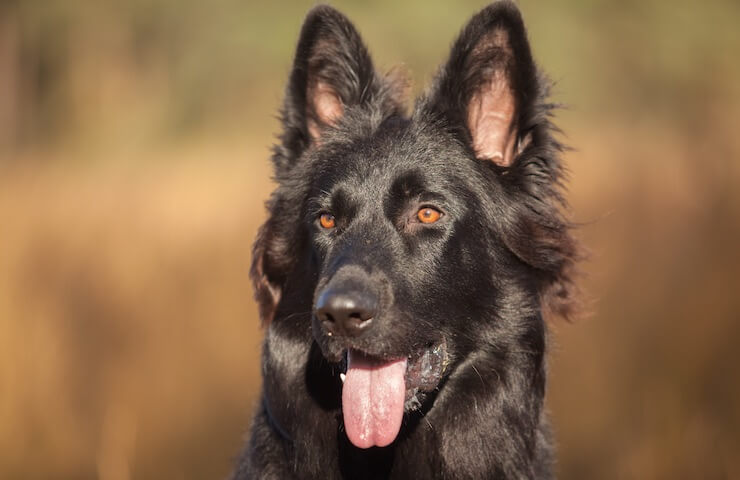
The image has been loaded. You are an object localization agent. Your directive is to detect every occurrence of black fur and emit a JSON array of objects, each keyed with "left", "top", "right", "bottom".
[{"left": 233, "top": 2, "right": 579, "bottom": 478}]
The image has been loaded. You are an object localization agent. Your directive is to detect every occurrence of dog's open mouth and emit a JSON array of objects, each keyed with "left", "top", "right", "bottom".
[{"left": 339, "top": 340, "right": 448, "bottom": 449}]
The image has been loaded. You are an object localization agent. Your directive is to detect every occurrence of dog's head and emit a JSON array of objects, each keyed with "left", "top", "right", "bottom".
[{"left": 251, "top": 1, "right": 578, "bottom": 449}]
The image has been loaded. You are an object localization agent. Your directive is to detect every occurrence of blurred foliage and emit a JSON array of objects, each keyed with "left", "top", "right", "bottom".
[
  {"left": 3, "top": 0, "right": 738, "bottom": 152},
  {"left": 0, "top": 1, "right": 739, "bottom": 479}
]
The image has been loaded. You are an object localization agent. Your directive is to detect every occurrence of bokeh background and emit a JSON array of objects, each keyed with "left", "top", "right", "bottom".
[{"left": 1, "top": 1, "right": 739, "bottom": 478}]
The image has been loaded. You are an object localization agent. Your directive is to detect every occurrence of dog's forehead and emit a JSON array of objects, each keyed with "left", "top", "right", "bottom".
[{"left": 312, "top": 118, "right": 474, "bottom": 193}]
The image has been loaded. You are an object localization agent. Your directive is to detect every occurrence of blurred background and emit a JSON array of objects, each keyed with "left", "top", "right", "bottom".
[{"left": 1, "top": 0, "right": 739, "bottom": 478}]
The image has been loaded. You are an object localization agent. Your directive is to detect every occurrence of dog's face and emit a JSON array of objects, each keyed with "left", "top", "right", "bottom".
[
  {"left": 308, "top": 124, "right": 495, "bottom": 359},
  {"left": 252, "top": 2, "right": 577, "bottom": 450}
]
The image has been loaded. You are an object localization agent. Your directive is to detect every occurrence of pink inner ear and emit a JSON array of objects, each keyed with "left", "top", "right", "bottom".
[
  {"left": 467, "top": 70, "right": 518, "bottom": 167},
  {"left": 308, "top": 81, "right": 344, "bottom": 141}
]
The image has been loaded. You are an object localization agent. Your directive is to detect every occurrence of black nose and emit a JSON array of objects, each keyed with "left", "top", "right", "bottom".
[{"left": 315, "top": 286, "right": 377, "bottom": 338}]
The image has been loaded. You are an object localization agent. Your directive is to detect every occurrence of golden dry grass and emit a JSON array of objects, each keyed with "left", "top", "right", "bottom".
[{"left": 0, "top": 142, "right": 272, "bottom": 479}]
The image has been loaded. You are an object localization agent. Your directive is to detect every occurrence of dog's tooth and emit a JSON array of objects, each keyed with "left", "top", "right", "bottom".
[{"left": 340, "top": 373, "right": 346, "bottom": 383}]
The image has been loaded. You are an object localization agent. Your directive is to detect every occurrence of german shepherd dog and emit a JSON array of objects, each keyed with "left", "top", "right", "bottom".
[{"left": 233, "top": 1, "right": 579, "bottom": 478}]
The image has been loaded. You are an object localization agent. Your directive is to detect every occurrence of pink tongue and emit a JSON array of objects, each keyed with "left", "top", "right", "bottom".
[{"left": 342, "top": 350, "right": 407, "bottom": 449}]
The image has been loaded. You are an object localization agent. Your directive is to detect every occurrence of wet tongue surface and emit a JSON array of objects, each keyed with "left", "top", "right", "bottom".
[{"left": 342, "top": 350, "right": 407, "bottom": 449}]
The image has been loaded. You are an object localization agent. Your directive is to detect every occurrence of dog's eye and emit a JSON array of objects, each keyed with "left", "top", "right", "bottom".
[
  {"left": 417, "top": 207, "right": 442, "bottom": 224},
  {"left": 319, "top": 213, "right": 336, "bottom": 229}
]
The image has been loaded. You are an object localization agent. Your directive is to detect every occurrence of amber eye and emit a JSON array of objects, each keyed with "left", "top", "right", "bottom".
[
  {"left": 319, "top": 213, "right": 336, "bottom": 229},
  {"left": 417, "top": 207, "right": 442, "bottom": 224}
]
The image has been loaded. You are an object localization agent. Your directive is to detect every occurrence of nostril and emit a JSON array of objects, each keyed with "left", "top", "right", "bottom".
[
  {"left": 344, "top": 313, "right": 372, "bottom": 335},
  {"left": 319, "top": 311, "right": 335, "bottom": 330},
  {"left": 349, "top": 313, "right": 367, "bottom": 326}
]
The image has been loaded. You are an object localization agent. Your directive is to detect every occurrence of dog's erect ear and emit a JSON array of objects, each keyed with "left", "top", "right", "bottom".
[
  {"left": 423, "top": 1, "right": 538, "bottom": 167},
  {"left": 277, "top": 6, "right": 392, "bottom": 163}
]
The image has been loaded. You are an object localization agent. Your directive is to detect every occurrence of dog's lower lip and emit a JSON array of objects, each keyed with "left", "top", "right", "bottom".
[{"left": 405, "top": 339, "right": 449, "bottom": 392}]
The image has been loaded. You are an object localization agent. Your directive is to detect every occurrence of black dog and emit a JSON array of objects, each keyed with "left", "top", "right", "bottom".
[{"left": 232, "top": 2, "right": 579, "bottom": 478}]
